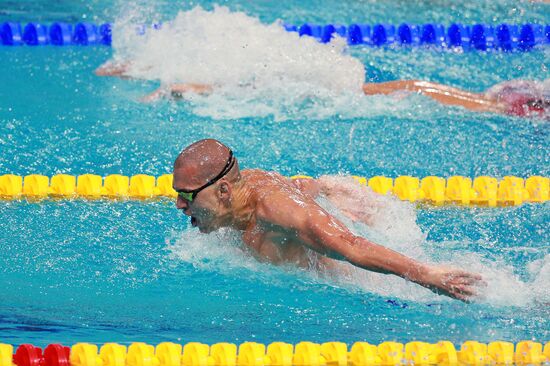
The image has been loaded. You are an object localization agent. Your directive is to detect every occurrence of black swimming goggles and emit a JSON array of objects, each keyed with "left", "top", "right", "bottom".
[{"left": 176, "top": 150, "right": 235, "bottom": 202}]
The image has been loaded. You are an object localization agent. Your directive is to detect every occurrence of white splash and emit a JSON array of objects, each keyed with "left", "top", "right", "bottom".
[
  {"left": 114, "top": 6, "right": 363, "bottom": 90},
  {"left": 110, "top": 5, "right": 422, "bottom": 120}
]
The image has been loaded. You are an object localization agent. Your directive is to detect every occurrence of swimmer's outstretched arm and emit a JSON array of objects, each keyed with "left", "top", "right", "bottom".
[
  {"left": 95, "top": 61, "right": 132, "bottom": 78},
  {"left": 363, "top": 80, "right": 505, "bottom": 114},
  {"left": 259, "top": 192, "right": 483, "bottom": 301}
]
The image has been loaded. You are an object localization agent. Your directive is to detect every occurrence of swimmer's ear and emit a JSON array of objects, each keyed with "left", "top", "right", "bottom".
[{"left": 218, "top": 180, "right": 232, "bottom": 205}]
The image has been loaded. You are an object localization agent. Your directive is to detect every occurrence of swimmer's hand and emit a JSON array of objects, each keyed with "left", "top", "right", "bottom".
[{"left": 423, "top": 265, "right": 485, "bottom": 302}]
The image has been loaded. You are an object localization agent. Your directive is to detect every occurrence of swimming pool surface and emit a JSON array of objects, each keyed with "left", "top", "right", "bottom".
[{"left": 0, "top": 0, "right": 549, "bottom": 347}]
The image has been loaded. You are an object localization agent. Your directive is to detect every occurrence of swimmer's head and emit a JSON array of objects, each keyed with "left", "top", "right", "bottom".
[{"left": 173, "top": 139, "right": 241, "bottom": 233}]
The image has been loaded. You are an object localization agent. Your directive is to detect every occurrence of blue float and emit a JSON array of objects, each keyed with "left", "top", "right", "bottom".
[
  {"left": 397, "top": 24, "right": 420, "bottom": 45},
  {"left": 321, "top": 24, "right": 336, "bottom": 43},
  {"left": 359, "top": 24, "right": 372, "bottom": 44},
  {"left": 318, "top": 24, "right": 345, "bottom": 43},
  {"left": 310, "top": 24, "right": 322, "bottom": 39},
  {"left": 298, "top": 23, "right": 322, "bottom": 39},
  {"left": 518, "top": 24, "right": 536, "bottom": 51},
  {"left": 49, "top": 23, "right": 73, "bottom": 45},
  {"left": 334, "top": 24, "right": 346, "bottom": 37},
  {"left": 283, "top": 24, "right": 297, "bottom": 32},
  {"left": 298, "top": 23, "right": 312, "bottom": 37},
  {"left": 1, "top": 22, "right": 23, "bottom": 45},
  {"left": 470, "top": 24, "right": 492, "bottom": 50},
  {"left": 532, "top": 24, "right": 545, "bottom": 45},
  {"left": 23, "top": 23, "right": 49, "bottom": 45},
  {"left": 347, "top": 24, "right": 362, "bottom": 45},
  {"left": 420, "top": 24, "right": 445, "bottom": 46},
  {"left": 73, "top": 23, "right": 98, "bottom": 45},
  {"left": 99, "top": 23, "right": 112, "bottom": 45},
  {"left": 0, "top": 21, "right": 548, "bottom": 51},
  {"left": 447, "top": 24, "right": 469, "bottom": 47},
  {"left": 495, "top": 24, "right": 517, "bottom": 51},
  {"left": 372, "top": 24, "right": 395, "bottom": 46}
]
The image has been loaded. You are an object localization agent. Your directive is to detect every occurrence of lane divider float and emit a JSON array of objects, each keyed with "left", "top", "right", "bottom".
[
  {"left": 0, "top": 173, "right": 548, "bottom": 206},
  {"left": 287, "top": 22, "right": 550, "bottom": 50},
  {"left": 1, "top": 21, "right": 548, "bottom": 51},
  {"left": 1, "top": 340, "right": 549, "bottom": 366},
  {"left": 0, "top": 22, "right": 111, "bottom": 46}
]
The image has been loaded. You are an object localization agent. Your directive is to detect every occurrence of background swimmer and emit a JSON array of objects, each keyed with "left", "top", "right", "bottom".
[{"left": 96, "top": 62, "right": 549, "bottom": 119}]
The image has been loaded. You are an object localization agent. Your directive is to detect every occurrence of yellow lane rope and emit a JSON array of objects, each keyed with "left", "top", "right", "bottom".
[
  {"left": 0, "top": 173, "right": 548, "bottom": 206},
  {"left": 1, "top": 340, "right": 549, "bottom": 366}
]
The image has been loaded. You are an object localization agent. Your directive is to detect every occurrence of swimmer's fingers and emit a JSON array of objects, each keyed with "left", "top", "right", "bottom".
[
  {"left": 454, "top": 284, "right": 477, "bottom": 297},
  {"left": 455, "top": 274, "right": 485, "bottom": 287},
  {"left": 434, "top": 269, "right": 486, "bottom": 302},
  {"left": 449, "top": 270, "right": 486, "bottom": 287},
  {"left": 461, "top": 277, "right": 488, "bottom": 288},
  {"left": 452, "top": 269, "right": 483, "bottom": 281},
  {"left": 431, "top": 285, "right": 471, "bottom": 303},
  {"left": 444, "top": 284, "right": 477, "bottom": 303},
  {"left": 453, "top": 276, "right": 489, "bottom": 300}
]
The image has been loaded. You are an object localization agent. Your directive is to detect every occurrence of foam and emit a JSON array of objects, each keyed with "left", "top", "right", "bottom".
[
  {"left": 113, "top": 6, "right": 363, "bottom": 87},
  {"left": 110, "top": 6, "right": 431, "bottom": 121}
]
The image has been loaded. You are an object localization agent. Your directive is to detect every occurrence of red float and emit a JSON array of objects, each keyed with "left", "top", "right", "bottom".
[
  {"left": 44, "top": 345, "right": 70, "bottom": 366},
  {"left": 13, "top": 345, "right": 43, "bottom": 366}
]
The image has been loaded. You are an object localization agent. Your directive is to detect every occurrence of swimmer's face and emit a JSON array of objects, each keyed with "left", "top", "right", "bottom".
[{"left": 173, "top": 167, "right": 232, "bottom": 233}]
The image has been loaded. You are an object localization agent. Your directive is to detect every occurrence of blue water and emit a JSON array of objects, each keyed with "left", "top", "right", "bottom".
[{"left": 1, "top": 0, "right": 549, "bottom": 348}]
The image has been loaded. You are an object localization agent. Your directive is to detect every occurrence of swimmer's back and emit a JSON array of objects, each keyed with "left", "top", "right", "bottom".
[{"left": 241, "top": 169, "right": 312, "bottom": 200}]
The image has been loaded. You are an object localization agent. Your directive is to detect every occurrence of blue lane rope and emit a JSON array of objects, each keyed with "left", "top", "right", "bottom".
[
  {"left": 288, "top": 22, "right": 549, "bottom": 50},
  {"left": 1, "top": 21, "right": 548, "bottom": 51},
  {"left": 0, "top": 22, "right": 112, "bottom": 46}
]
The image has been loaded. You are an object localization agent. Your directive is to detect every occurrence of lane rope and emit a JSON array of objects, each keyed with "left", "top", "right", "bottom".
[
  {"left": 1, "top": 340, "right": 549, "bottom": 366},
  {"left": 288, "top": 22, "right": 550, "bottom": 50},
  {"left": 0, "top": 173, "right": 548, "bottom": 206},
  {"left": 1, "top": 21, "right": 548, "bottom": 51}
]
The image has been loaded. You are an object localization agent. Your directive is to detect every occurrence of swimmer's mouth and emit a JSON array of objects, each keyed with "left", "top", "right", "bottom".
[{"left": 190, "top": 216, "right": 198, "bottom": 227}]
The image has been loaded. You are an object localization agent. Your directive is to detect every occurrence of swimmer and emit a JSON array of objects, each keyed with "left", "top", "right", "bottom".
[
  {"left": 95, "top": 62, "right": 548, "bottom": 118},
  {"left": 362, "top": 79, "right": 549, "bottom": 118},
  {"left": 172, "top": 138, "right": 484, "bottom": 302}
]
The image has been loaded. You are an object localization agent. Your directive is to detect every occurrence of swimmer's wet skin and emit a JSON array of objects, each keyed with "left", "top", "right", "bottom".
[{"left": 172, "top": 139, "right": 485, "bottom": 302}]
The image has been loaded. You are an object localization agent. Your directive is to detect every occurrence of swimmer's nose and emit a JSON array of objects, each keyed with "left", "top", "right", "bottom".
[{"left": 176, "top": 195, "right": 190, "bottom": 214}]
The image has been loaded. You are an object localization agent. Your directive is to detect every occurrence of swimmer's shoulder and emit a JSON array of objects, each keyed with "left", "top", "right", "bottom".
[
  {"left": 241, "top": 169, "right": 289, "bottom": 184},
  {"left": 246, "top": 171, "right": 314, "bottom": 229}
]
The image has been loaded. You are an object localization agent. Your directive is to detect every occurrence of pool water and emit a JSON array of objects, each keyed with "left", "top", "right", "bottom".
[{"left": 0, "top": 0, "right": 549, "bottom": 347}]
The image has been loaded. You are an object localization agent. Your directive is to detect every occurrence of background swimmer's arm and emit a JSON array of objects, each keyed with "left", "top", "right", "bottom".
[
  {"left": 141, "top": 83, "right": 214, "bottom": 102},
  {"left": 170, "top": 83, "right": 213, "bottom": 96},
  {"left": 95, "top": 61, "right": 131, "bottom": 78},
  {"left": 259, "top": 193, "right": 482, "bottom": 301},
  {"left": 363, "top": 80, "right": 505, "bottom": 113}
]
